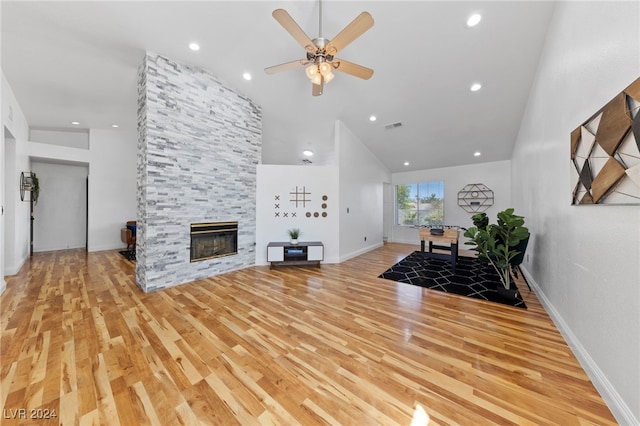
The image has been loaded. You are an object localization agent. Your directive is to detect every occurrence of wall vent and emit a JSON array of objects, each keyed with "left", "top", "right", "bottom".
[{"left": 384, "top": 121, "right": 403, "bottom": 130}]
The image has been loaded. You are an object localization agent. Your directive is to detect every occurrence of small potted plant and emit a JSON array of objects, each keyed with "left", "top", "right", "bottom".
[
  {"left": 464, "top": 208, "right": 529, "bottom": 299},
  {"left": 288, "top": 228, "right": 301, "bottom": 245}
]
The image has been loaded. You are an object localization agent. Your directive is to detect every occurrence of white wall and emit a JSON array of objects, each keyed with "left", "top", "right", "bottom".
[
  {"left": 88, "top": 128, "right": 136, "bottom": 251},
  {"left": 2, "top": 71, "right": 30, "bottom": 287},
  {"left": 511, "top": 2, "right": 639, "bottom": 424},
  {"left": 18, "top": 128, "right": 136, "bottom": 254},
  {"left": 3, "top": 133, "right": 31, "bottom": 274},
  {"left": 391, "top": 160, "right": 512, "bottom": 245},
  {"left": 30, "top": 128, "right": 89, "bottom": 149},
  {"left": 256, "top": 164, "right": 339, "bottom": 264},
  {"left": 336, "top": 120, "right": 391, "bottom": 261},
  {"left": 31, "top": 161, "right": 88, "bottom": 252}
]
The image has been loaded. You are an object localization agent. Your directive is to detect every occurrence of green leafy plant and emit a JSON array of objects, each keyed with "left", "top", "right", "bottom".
[
  {"left": 288, "top": 228, "right": 300, "bottom": 239},
  {"left": 31, "top": 173, "right": 40, "bottom": 205},
  {"left": 464, "top": 208, "right": 529, "bottom": 289},
  {"left": 471, "top": 212, "right": 489, "bottom": 228}
]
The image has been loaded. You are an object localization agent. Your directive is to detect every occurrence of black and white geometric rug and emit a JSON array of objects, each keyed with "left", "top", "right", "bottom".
[
  {"left": 379, "top": 251, "right": 526, "bottom": 309},
  {"left": 119, "top": 250, "right": 136, "bottom": 261}
]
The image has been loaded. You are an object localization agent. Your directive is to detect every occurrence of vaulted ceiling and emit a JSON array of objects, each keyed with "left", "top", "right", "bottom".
[{"left": 1, "top": 1, "right": 556, "bottom": 172}]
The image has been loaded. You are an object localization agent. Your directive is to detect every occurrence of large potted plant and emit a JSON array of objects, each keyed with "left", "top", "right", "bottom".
[{"left": 464, "top": 208, "right": 529, "bottom": 296}]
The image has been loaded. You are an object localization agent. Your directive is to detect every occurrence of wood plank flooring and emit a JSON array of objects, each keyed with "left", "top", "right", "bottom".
[{"left": 0, "top": 243, "right": 616, "bottom": 425}]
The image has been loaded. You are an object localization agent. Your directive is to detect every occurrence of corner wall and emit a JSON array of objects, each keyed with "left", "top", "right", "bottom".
[
  {"left": 1, "top": 70, "right": 30, "bottom": 285},
  {"left": 336, "top": 120, "right": 391, "bottom": 261},
  {"left": 511, "top": 2, "right": 639, "bottom": 423},
  {"left": 256, "top": 164, "right": 339, "bottom": 265},
  {"left": 137, "top": 53, "right": 261, "bottom": 292},
  {"left": 88, "top": 129, "right": 137, "bottom": 251}
]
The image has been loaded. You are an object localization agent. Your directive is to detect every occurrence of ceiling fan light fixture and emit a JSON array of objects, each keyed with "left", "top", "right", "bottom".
[
  {"left": 266, "top": 3, "right": 374, "bottom": 95},
  {"left": 305, "top": 65, "right": 318, "bottom": 79},
  {"left": 319, "top": 62, "right": 331, "bottom": 74},
  {"left": 311, "top": 72, "right": 323, "bottom": 85},
  {"left": 323, "top": 71, "right": 335, "bottom": 83}
]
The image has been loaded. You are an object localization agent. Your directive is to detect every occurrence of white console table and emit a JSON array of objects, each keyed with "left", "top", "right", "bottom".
[{"left": 267, "top": 241, "right": 324, "bottom": 268}]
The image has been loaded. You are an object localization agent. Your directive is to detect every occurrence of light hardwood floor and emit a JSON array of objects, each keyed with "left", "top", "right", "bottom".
[{"left": 0, "top": 243, "right": 616, "bottom": 425}]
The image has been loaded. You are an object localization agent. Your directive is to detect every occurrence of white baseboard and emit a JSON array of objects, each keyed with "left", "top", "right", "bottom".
[
  {"left": 34, "top": 243, "right": 86, "bottom": 253},
  {"left": 389, "top": 238, "right": 421, "bottom": 246},
  {"left": 88, "top": 243, "right": 127, "bottom": 253},
  {"left": 520, "top": 266, "right": 638, "bottom": 426},
  {"left": 4, "top": 253, "right": 30, "bottom": 276},
  {"left": 338, "top": 242, "right": 384, "bottom": 263}
]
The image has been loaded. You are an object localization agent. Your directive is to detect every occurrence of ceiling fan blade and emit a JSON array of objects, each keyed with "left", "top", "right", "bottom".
[
  {"left": 272, "top": 9, "right": 315, "bottom": 52},
  {"left": 325, "top": 12, "right": 374, "bottom": 55},
  {"left": 332, "top": 59, "right": 374, "bottom": 80},
  {"left": 312, "top": 76, "right": 324, "bottom": 96},
  {"left": 264, "top": 59, "right": 308, "bottom": 75}
]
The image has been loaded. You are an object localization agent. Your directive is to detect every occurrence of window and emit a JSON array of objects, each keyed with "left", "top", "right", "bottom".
[{"left": 396, "top": 181, "right": 444, "bottom": 226}]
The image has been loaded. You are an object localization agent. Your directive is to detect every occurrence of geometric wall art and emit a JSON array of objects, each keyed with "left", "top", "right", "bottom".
[
  {"left": 571, "top": 77, "right": 640, "bottom": 205},
  {"left": 273, "top": 186, "right": 329, "bottom": 218},
  {"left": 457, "top": 183, "right": 494, "bottom": 213}
]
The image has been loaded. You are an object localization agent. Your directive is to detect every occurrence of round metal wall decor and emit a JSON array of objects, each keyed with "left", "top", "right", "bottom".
[
  {"left": 458, "top": 183, "right": 494, "bottom": 213},
  {"left": 20, "top": 172, "right": 33, "bottom": 202}
]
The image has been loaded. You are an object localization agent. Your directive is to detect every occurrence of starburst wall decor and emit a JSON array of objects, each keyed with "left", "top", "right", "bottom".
[{"left": 571, "top": 77, "right": 640, "bottom": 205}]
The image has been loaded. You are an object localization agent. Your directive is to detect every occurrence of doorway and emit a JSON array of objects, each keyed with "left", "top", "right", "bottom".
[{"left": 31, "top": 161, "right": 89, "bottom": 252}]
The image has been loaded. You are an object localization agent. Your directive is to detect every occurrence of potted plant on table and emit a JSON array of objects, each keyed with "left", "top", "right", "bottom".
[
  {"left": 464, "top": 208, "right": 529, "bottom": 299},
  {"left": 288, "top": 228, "right": 301, "bottom": 245}
]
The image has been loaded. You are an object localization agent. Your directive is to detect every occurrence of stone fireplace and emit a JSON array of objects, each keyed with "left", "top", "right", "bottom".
[
  {"left": 136, "top": 52, "right": 261, "bottom": 292},
  {"left": 190, "top": 222, "right": 238, "bottom": 262}
]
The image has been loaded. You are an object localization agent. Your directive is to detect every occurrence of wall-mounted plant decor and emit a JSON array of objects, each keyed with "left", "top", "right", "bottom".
[
  {"left": 19, "top": 171, "right": 40, "bottom": 204},
  {"left": 571, "top": 77, "right": 640, "bottom": 205},
  {"left": 458, "top": 183, "right": 494, "bottom": 213}
]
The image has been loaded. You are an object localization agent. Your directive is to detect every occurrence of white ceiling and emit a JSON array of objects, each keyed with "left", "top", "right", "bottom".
[{"left": 1, "top": 1, "right": 556, "bottom": 172}]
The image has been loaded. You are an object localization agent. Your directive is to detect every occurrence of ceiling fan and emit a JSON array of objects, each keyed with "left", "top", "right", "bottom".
[{"left": 264, "top": 0, "right": 374, "bottom": 96}]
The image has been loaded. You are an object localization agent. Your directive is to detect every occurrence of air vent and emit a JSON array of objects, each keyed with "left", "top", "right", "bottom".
[
  {"left": 302, "top": 158, "right": 312, "bottom": 164},
  {"left": 384, "top": 121, "right": 403, "bottom": 130}
]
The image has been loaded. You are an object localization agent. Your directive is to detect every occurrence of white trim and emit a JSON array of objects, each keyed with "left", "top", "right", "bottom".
[
  {"left": 87, "top": 244, "right": 127, "bottom": 253},
  {"left": 338, "top": 242, "right": 384, "bottom": 263},
  {"left": 4, "top": 253, "right": 29, "bottom": 276},
  {"left": 520, "top": 266, "right": 637, "bottom": 426},
  {"left": 0, "top": 279, "right": 6, "bottom": 295}
]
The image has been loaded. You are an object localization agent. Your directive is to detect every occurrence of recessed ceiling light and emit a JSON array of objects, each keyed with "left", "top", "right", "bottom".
[
  {"left": 243, "top": 72, "right": 252, "bottom": 81},
  {"left": 404, "top": 162, "right": 410, "bottom": 166},
  {"left": 474, "top": 151, "right": 482, "bottom": 157},
  {"left": 189, "top": 42, "right": 200, "bottom": 51},
  {"left": 71, "top": 121, "right": 80, "bottom": 125},
  {"left": 111, "top": 124, "right": 119, "bottom": 128},
  {"left": 303, "top": 150, "right": 314, "bottom": 157},
  {"left": 470, "top": 83, "right": 482, "bottom": 92},
  {"left": 369, "top": 115, "right": 377, "bottom": 122},
  {"left": 467, "top": 14, "right": 482, "bottom": 27}
]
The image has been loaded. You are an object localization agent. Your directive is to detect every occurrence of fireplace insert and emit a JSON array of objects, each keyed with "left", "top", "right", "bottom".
[{"left": 190, "top": 222, "right": 238, "bottom": 262}]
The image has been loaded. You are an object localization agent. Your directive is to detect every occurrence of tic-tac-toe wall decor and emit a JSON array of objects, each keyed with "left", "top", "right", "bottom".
[
  {"left": 571, "top": 77, "right": 640, "bottom": 205},
  {"left": 273, "top": 188, "right": 329, "bottom": 219}
]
